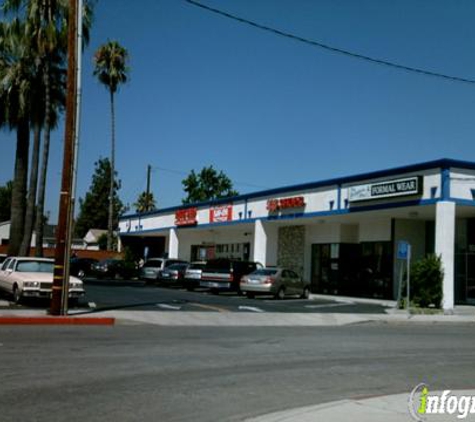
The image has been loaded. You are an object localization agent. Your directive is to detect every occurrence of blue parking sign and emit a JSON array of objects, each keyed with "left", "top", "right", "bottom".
[{"left": 397, "top": 241, "right": 409, "bottom": 260}]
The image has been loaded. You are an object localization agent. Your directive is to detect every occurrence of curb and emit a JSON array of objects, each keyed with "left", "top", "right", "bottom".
[{"left": 0, "top": 316, "right": 115, "bottom": 326}]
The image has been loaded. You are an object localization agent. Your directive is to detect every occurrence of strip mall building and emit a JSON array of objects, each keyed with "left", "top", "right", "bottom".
[{"left": 118, "top": 159, "right": 475, "bottom": 311}]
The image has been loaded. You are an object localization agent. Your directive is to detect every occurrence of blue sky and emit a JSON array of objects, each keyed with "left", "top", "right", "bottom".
[{"left": 2, "top": 0, "right": 475, "bottom": 222}]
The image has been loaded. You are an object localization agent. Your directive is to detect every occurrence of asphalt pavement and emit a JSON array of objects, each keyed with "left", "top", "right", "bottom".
[{"left": 1, "top": 324, "right": 475, "bottom": 422}]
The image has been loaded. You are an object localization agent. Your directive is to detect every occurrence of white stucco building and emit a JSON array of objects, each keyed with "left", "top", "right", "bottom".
[{"left": 118, "top": 159, "right": 475, "bottom": 311}]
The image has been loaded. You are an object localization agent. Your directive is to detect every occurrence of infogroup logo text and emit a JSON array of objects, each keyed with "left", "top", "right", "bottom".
[{"left": 409, "top": 383, "right": 475, "bottom": 420}]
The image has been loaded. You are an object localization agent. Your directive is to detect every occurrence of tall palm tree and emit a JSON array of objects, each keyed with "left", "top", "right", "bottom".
[
  {"left": 0, "top": 19, "right": 34, "bottom": 256},
  {"left": 3, "top": 0, "right": 92, "bottom": 256},
  {"left": 93, "top": 40, "right": 129, "bottom": 251}
]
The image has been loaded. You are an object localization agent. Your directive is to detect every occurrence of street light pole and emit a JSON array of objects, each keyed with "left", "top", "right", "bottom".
[{"left": 51, "top": 0, "right": 78, "bottom": 316}]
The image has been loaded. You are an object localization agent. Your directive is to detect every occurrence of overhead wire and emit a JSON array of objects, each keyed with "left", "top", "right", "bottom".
[{"left": 185, "top": 0, "right": 475, "bottom": 85}]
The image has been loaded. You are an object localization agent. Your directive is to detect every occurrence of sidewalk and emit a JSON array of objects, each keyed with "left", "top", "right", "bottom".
[
  {"left": 245, "top": 389, "right": 475, "bottom": 422},
  {"left": 0, "top": 308, "right": 473, "bottom": 326}
]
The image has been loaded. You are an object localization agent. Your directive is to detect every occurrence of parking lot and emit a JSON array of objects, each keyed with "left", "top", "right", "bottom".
[{"left": 0, "top": 277, "right": 391, "bottom": 314}]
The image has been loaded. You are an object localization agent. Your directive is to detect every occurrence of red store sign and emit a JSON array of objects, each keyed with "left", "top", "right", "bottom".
[
  {"left": 210, "top": 205, "right": 233, "bottom": 223},
  {"left": 267, "top": 196, "right": 306, "bottom": 212},
  {"left": 175, "top": 208, "right": 198, "bottom": 226}
]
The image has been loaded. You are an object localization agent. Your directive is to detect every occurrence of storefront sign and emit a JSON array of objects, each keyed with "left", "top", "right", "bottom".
[
  {"left": 175, "top": 208, "right": 198, "bottom": 226},
  {"left": 267, "top": 196, "right": 306, "bottom": 212},
  {"left": 210, "top": 204, "right": 233, "bottom": 223},
  {"left": 348, "top": 176, "right": 422, "bottom": 203}
]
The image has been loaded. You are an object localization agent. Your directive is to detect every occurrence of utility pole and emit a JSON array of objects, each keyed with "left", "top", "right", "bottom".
[
  {"left": 146, "top": 164, "right": 151, "bottom": 211},
  {"left": 51, "top": 0, "right": 78, "bottom": 316}
]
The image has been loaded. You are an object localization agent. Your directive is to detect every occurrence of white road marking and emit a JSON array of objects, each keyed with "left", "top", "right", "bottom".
[
  {"left": 238, "top": 306, "right": 265, "bottom": 313},
  {"left": 157, "top": 304, "right": 182, "bottom": 310}
]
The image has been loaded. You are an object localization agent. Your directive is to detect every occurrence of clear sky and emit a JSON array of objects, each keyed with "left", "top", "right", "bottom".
[{"left": 2, "top": 0, "right": 475, "bottom": 222}]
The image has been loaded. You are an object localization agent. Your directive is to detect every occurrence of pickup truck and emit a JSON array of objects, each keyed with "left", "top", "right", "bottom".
[{"left": 199, "top": 259, "right": 262, "bottom": 293}]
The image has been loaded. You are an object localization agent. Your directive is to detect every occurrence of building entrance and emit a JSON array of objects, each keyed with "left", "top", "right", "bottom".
[{"left": 455, "top": 253, "right": 475, "bottom": 304}]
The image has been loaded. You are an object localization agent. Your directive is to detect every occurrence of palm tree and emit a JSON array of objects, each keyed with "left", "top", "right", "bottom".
[
  {"left": 0, "top": 19, "right": 35, "bottom": 256},
  {"left": 134, "top": 192, "right": 157, "bottom": 213},
  {"left": 93, "top": 40, "right": 129, "bottom": 250},
  {"left": 3, "top": 0, "right": 93, "bottom": 256}
]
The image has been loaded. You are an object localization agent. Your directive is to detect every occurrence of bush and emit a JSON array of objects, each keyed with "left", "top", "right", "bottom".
[{"left": 408, "top": 254, "right": 443, "bottom": 308}]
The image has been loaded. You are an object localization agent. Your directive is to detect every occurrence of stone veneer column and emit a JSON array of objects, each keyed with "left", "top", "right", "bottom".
[{"left": 435, "top": 201, "right": 455, "bottom": 312}]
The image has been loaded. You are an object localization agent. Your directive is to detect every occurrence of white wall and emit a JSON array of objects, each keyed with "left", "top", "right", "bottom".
[
  {"left": 359, "top": 219, "right": 392, "bottom": 242},
  {"left": 450, "top": 169, "right": 475, "bottom": 200}
]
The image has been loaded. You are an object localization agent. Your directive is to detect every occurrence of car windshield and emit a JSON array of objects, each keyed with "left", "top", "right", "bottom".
[
  {"left": 251, "top": 269, "right": 278, "bottom": 276},
  {"left": 16, "top": 260, "right": 54, "bottom": 273},
  {"left": 189, "top": 263, "right": 206, "bottom": 270},
  {"left": 143, "top": 259, "right": 163, "bottom": 268},
  {"left": 167, "top": 264, "right": 187, "bottom": 270}
]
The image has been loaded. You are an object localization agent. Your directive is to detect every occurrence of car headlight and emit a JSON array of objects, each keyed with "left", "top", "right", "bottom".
[{"left": 24, "top": 281, "right": 40, "bottom": 288}]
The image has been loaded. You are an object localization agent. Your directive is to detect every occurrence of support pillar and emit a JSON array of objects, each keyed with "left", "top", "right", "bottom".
[
  {"left": 435, "top": 201, "right": 455, "bottom": 312},
  {"left": 252, "top": 220, "right": 277, "bottom": 266},
  {"left": 168, "top": 228, "right": 179, "bottom": 259}
]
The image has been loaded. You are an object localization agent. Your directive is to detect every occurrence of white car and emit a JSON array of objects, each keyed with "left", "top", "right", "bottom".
[{"left": 0, "top": 257, "right": 85, "bottom": 304}]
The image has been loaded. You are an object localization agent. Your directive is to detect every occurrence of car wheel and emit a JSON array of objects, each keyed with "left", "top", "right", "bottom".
[
  {"left": 12, "top": 285, "right": 22, "bottom": 304},
  {"left": 301, "top": 286, "right": 310, "bottom": 299},
  {"left": 186, "top": 286, "right": 195, "bottom": 292},
  {"left": 210, "top": 288, "right": 219, "bottom": 295},
  {"left": 275, "top": 287, "right": 285, "bottom": 300}
]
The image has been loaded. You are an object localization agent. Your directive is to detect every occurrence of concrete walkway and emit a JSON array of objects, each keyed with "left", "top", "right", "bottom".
[
  {"left": 0, "top": 308, "right": 473, "bottom": 326},
  {"left": 246, "top": 389, "right": 475, "bottom": 422}
]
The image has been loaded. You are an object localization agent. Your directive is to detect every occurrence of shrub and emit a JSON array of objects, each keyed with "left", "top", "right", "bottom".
[{"left": 409, "top": 254, "right": 443, "bottom": 308}]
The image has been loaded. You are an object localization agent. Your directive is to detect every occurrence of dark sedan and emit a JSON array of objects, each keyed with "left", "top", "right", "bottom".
[
  {"left": 91, "top": 258, "right": 136, "bottom": 279},
  {"left": 70, "top": 257, "right": 98, "bottom": 278},
  {"left": 157, "top": 263, "right": 189, "bottom": 286}
]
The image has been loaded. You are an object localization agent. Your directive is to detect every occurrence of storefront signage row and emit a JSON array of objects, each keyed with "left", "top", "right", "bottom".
[
  {"left": 267, "top": 196, "right": 306, "bottom": 212},
  {"left": 348, "top": 176, "right": 422, "bottom": 203},
  {"left": 175, "top": 208, "right": 198, "bottom": 226},
  {"left": 210, "top": 205, "right": 233, "bottom": 223}
]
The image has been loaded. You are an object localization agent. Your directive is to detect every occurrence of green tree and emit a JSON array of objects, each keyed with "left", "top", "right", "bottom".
[
  {"left": 93, "top": 40, "right": 130, "bottom": 251},
  {"left": 0, "top": 181, "right": 13, "bottom": 222},
  {"left": 1, "top": 0, "right": 93, "bottom": 256},
  {"left": 134, "top": 191, "right": 156, "bottom": 213},
  {"left": 182, "top": 166, "right": 239, "bottom": 204},
  {"left": 75, "top": 158, "right": 125, "bottom": 240},
  {"left": 0, "top": 19, "right": 35, "bottom": 255}
]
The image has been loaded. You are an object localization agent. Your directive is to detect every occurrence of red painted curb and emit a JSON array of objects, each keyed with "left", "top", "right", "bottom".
[{"left": 0, "top": 316, "right": 115, "bottom": 326}]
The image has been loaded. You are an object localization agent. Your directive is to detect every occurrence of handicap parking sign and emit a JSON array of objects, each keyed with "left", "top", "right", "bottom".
[{"left": 397, "top": 241, "right": 410, "bottom": 260}]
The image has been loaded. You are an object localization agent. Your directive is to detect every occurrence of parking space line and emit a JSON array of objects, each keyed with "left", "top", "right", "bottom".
[{"left": 238, "top": 306, "right": 265, "bottom": 313}]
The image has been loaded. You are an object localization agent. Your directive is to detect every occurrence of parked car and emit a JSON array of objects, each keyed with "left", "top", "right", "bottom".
[
  {"left": 0, "top": 257, "right": 85, "bottom": 304},
  {"left": 139, "top": 258, "right": 188, "bottom": 283},
  {"left": 240, "top": 267, "right": 310, "bottom": 300},
  {"left": 200, "top": 259, "right": 262, "bottom": 293},
  {"left": 158, "top": 263, "right": 190, "bottom": 286},
  {"left": 91, "top": 258, "right": 136, "bottom": 279},
  {"left": 70, "top": 257, "right": 98, "bottom": 278},
  {"left": 183, "top": 261, "right": 207, "bottom": 291},
  {"left": 0, "top": 254, "right": 7, "bottom": 264}
]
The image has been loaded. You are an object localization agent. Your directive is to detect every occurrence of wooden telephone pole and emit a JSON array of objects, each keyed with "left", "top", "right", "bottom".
[{"left": 50, "top": 0, "right": 78, "bottom": 315}]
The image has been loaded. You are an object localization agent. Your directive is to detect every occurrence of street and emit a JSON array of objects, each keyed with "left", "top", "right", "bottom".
[{"left": 1, "top": 323, "right": 475, "bottom": 421}]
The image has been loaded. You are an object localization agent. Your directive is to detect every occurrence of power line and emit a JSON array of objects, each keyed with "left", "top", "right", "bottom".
[
  {"left": 153, "top": 165, "right": 271, "bottom": 189},
  {"left": 185, "top": 0, "right": 475, "bottom": 85}
]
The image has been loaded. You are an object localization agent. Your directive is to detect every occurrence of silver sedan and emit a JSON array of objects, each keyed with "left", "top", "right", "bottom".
[{"left": 240, "top": 267, "right": 310, "bottom": 300}]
